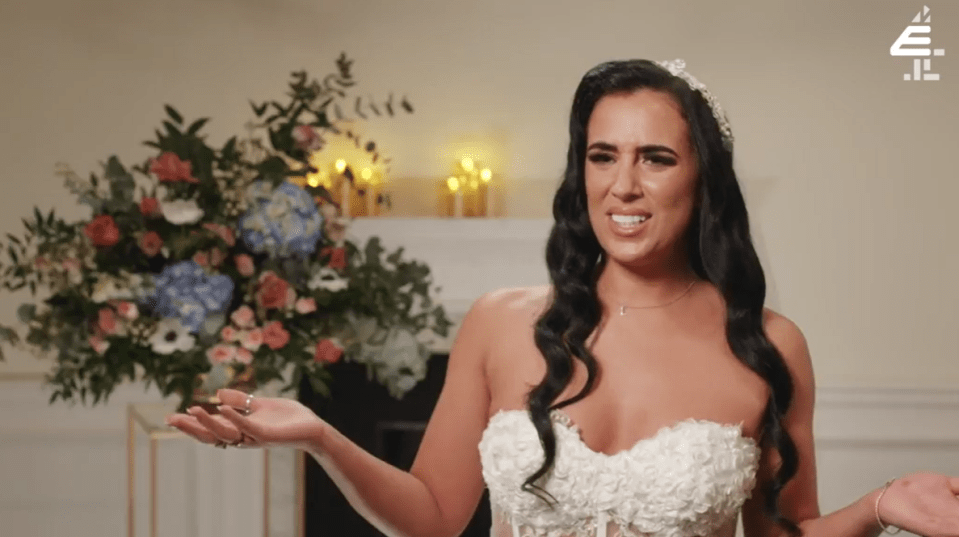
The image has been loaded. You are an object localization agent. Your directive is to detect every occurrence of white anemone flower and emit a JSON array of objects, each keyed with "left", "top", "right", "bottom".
[
  {"left": 149, "top": 318, "right": 196, "bottom": 355},
  {"left": 307, "top": 267, "right": 349, "bottom": 292},
  {"left": 161, "top": 199, "right": 204, "bottom": 225}
]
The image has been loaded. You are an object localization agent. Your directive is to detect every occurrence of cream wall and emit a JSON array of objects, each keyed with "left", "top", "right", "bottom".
[{"left": 1, "top": 0, "right": 957, "bottom": 389}]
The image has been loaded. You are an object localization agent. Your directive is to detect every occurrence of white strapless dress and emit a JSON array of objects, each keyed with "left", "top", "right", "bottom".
[{"left": 478, "top": 409, "right": 761, "bottom": 537}]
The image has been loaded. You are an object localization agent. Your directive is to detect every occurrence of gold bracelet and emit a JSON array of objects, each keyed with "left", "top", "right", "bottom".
[{"left": 874, "top": 478, "right": 903, "bottom": 535}]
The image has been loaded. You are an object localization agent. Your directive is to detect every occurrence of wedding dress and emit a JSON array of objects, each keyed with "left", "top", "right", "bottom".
[{"left": 478, "top": 408, "right": 761, "bottom": 537}]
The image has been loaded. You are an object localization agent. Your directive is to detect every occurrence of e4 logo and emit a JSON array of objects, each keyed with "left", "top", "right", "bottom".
[{"left": 890, "top": 5, "right": 946, "bottom": 80}]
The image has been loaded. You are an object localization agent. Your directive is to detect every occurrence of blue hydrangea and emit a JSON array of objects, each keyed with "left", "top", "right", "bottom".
[
  {"left": 239, "top": 181, "right": 323, "bottom": 258},
  {"left": 144, "top": 260, "right": 234, "bottom": 333}
]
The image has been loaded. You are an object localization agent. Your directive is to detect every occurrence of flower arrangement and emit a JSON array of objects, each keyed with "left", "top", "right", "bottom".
[{"left": 0, "top": 54, "right": 452, "bottom": 411}]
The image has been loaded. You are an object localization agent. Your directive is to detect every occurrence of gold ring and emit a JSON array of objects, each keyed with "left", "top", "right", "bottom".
[
  {"left": 229, "top": 432, "right": 249, "bottom": 447},
  {"left": 243, "top": 393, "right": 255, "bottom": 415}
]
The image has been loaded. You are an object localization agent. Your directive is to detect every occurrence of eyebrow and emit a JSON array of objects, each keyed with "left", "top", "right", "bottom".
[{"left": 586, "top": 141, "right": 678, "bottom": 157}]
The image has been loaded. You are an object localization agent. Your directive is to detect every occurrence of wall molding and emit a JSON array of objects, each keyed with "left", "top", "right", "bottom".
[{"left": 3, "top": 379, "right": 958, "bottom": 536}]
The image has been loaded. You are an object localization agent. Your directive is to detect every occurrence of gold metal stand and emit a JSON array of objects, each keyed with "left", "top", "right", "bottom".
[{"left": 126, "top": 402, "right": 300, "bottom": 537}]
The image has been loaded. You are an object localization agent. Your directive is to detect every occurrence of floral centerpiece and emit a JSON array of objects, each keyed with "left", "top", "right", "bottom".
[{"left": 0, "top": 54, "right": 452, "bottom": 411}]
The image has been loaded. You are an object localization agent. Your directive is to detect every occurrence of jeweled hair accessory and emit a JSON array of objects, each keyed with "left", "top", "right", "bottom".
[{"left": 654, "top": 59, "right": 734, "bottom": 151}]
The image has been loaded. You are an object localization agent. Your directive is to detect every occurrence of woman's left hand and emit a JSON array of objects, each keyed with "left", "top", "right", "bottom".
[{"left": 876, "top": 472, "right": 959, "bottom": 537}]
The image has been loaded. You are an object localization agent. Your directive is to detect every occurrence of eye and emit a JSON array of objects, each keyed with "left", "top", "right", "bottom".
[
  {"left": 587, "top": 152, "right": 614, "bottom": 164},
  {"left": 642, "top": 154, "right": 674, "bottom": 166}
]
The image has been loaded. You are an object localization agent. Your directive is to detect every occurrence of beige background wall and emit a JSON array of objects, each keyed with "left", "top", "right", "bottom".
[{"left": 1, "top": 0, "right": 957, "bottom": 389}]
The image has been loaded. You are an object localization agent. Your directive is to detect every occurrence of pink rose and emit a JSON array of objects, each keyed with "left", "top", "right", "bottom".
[
  {"left": 139, "top": 231, "right": 163, "bottom": 257},
  {"left": 209, "top": 248, "right": 226, "bottom": 267},
  {"left": 97, "top": 308, "right": 118, "bottom": 335},
  {"left": 206, "top": 344, "right": 237, "bottom": 365},
  {"left": 234, "top": 254, "right": 255, "bottom": 277},
  {"left": 295, "top": 297, "right": 317, "bottom": 314},
  {"left": 220, "top": 325, "right": 238, "bottom": 342},
  {"left": 320, "top": 246, "right": 347, "bottom": 270},
  {"left": 255, "top": 271, "right": 289, "bottom": 310},
  {"left": 292, "top": 125, "right": 320, "bottom": 151},
  {"left": 84, "top": 215, "right": 120, "bottom": 247},
  {"left": 203, "top": 223, "right": 236, "bottom": 247},
  {"left": 240, "top": 328, "right": 264, "bottom": 351},
  {"left": 149, "top": 152, "right": 199, "bottom": 183},
  {"left": 230, "top": 305, "right": 255, "bottom": 329},
  {"left": 262, "top": 321, "right": 290, "bottom": 350},
  {"left": 140, "top": 197, "right": 160, "bottom": 217},
  {"left": 314, "top": 339, "right": 343, "bottom": 364},
  {"left": 235, "top": 347, "right": 253, "bottom": 364},
  {"left": 89, "top": 335, "right": 110, "bottom": 355},
  {"left": 116, "top": 301, "right": 138, "bottom": 321},
  {"left": 192, "top": 250, "right": 209, "bottom": 267}
]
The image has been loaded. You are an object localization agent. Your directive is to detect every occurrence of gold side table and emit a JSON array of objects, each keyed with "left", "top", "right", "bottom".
[{"left": 126, "top": 402, "right": 306, "bottom": 537}]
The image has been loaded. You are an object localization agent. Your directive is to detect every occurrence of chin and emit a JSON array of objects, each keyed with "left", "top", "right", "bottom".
[{"left": 601, "top": 245, "right": 652, "bottom": 267}]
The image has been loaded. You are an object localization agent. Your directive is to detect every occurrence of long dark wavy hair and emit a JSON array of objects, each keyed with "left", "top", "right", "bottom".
[{"left": 523, "top": 59, "right": 801, "bottom": 537}]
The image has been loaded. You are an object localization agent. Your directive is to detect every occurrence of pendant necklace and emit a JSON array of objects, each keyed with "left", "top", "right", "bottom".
[{"left": 617, "top": 280, "right": 697, "bottom": 316}]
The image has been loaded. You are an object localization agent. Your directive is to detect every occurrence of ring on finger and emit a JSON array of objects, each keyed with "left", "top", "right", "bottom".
[
  {"left": 229, "top": 432, "right": 249, "bottom": 447},
  {"left": 243, "top": 393, "right": 255, "bottom": 416}
]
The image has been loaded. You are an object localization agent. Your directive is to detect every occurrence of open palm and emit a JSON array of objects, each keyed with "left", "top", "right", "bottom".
[
  {"left": 166, "top": 389, "right": 325, "bottom": 451},
  {"left": 878, "top": 472, "right": 959, "bottom": 537}
]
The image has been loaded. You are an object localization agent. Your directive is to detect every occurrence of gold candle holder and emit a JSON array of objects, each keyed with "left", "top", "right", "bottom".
[{"left": 439, "top": 158, "right": 496, "bottom": 217}]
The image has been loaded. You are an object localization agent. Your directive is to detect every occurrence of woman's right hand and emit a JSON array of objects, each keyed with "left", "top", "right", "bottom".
[{"left": 165, "top": 388, "right": 326, "bottom": 451}]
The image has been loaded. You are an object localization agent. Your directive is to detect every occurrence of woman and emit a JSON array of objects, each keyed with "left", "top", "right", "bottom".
[{"left": 168, "top": 59, "right": 959, "bottom": 537}]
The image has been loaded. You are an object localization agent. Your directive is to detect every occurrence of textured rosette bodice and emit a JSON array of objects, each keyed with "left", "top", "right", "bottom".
[{"left": 478, "top": 409, "right": 761, "bottom": 537}]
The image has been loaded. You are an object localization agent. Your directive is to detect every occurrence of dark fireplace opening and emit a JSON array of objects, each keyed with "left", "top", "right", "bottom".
[{"left": 298, "top": 353, "right": 492, "bottom": 537}]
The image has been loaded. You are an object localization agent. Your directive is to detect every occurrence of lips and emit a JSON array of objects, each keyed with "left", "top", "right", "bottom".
[
  {"left": 607, "top": 209, "right": 652, "bottom": 218},
  {"left": 607, "top": 214, "right": 650, "bottom": 237}
]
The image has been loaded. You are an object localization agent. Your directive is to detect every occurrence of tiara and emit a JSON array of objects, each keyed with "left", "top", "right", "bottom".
[{"left": 654, "top": 59, "right": 734, "bottom": 151}]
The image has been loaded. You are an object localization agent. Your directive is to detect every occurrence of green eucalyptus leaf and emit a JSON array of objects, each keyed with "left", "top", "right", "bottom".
[
  {"left": 186, "top": 117, "right": 209, "bottom": 135},
  {"left": 164, "top": 105, "right": 184, "bottom": 124},
  {"left": 163, "top": 121, "right": 181, "bottom": 137}
]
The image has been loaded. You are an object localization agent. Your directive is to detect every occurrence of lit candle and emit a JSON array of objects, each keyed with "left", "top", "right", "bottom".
[
  {"left": 480, "top": 169, "right": 493, "bottom": 217},
  {"left": 445, "top": 176, "right": 461, "bottom": 218},
  {"left": 341, "top": 178, "right": 351, "bottom": 217},
  {"left": 361, "top": 169, "right": 375, "bottom": 217},
  {"left": 463, "top": 177, "right": 483, "bottom": 216}
]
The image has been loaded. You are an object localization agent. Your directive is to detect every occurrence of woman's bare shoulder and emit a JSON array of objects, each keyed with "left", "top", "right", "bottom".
[
  {"left": 475, "top": 284, "right": 551, "bottom": 318},
  {"left": 761, "top": 307, "right": 807, "bottom": 348},
  {"left": 761, "top": 307, "right": 813, "bottom": 382}
]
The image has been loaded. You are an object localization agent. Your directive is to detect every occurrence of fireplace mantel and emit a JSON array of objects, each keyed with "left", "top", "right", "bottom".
[{"left": 344, "top": 217, "right": 554, "bottom": 351}]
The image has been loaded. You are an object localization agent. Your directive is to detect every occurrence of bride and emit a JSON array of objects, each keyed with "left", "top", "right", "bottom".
[{"left": 167, "top": 59, "right": 959, "bottom": 537}]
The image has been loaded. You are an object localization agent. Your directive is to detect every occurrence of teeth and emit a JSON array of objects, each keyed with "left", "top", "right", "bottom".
[{"left": 611, "top": 214, "right": 648, "bottom": 225}]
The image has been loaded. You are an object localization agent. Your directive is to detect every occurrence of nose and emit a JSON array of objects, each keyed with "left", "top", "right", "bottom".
[{"left": 609, "top": 161, "right": 643, "bottom": 200}]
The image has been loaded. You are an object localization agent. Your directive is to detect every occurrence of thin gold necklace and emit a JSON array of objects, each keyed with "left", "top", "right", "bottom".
[{"left": 616, "top": 280, "right": 697, "bottom": 316}]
